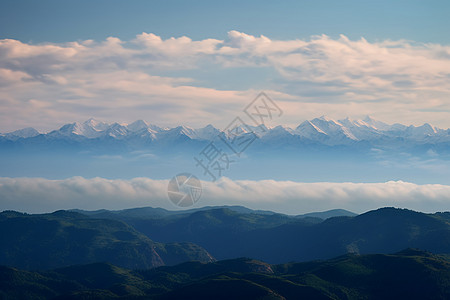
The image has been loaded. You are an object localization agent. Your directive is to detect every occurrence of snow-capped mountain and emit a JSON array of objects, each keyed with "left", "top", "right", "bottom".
[
  {"left": 260, "top": 125, "right": 294, "bottom": 142},
  {"left": 2, "top": 117, "right": 450, "bottom": 183},
  {"left": 194, "top": 124, "right": 222, "bottom": 140},
  {"left": 127, "top": 120, "right": 163, "bottom": 133},
  {"left": 2, "top": 127, "right": 40, "bottom": 139},
  {"left": 295, "top": 116, "right": 359, "bottom": 144},
  {"left": 48, "top": 118, "right": 110, "bottom": 139},
  {"left": 2, "top": 117, "right": 450, "bottom": 147}
]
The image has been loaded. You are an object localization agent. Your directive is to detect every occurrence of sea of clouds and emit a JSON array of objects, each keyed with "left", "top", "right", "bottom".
[{"left": 1, "top": 176, "right": 449, "bottom": 214}]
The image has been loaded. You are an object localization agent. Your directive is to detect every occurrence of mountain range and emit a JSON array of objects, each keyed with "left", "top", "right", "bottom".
[
  {"left": 1, "top": 116, "right": 449, "bottom": 146},
  {"left": 2, "top": 206, "right": 449, "bottom": 269},
  {"left": 2, "top": 116, "right": 449, "bottom": 182},
  {"left": 72, "top": 206, "right": 450, "bottom": 263},
  {"left": 2, "top": 249, "right": 449, "bottom": 299},
  {"left": 2, "top": 206, "right": 450, "bottom": 298}
]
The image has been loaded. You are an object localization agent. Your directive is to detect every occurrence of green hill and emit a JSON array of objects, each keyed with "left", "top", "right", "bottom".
[
  {"left": 76, "top": 206, "right": 450, "bottom": 263},
  {"left": 0, "top": 210, "right": 214, "bottom": 270},
  {"left": 0, "top": 249, "right": 448, "bottom": 299}
]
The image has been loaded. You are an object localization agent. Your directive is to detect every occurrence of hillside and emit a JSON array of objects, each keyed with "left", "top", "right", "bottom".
[
  {"left": 76, "top": 206, "right": 450, "bottom": 263},
  {"left": 1, "top": 206, "right": 450, "bottom": 269},
  {"left": 0, "top": 210, "right": 214, "bottom": 270},
  {"left": 0, "top": 250, "right": 448, "bottom": 299}
]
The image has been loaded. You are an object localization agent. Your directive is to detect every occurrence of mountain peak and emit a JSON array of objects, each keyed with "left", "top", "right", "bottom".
[
  {"left": 131, "top": 119, "right": 148, "bottom": 126},
  {"left": 83, "top": 118, "right": 109, "bottom": 131},
  {"left": 58, "top": 122, "right": 81, "bottom": 133},
  {"left": 167, "top": 125, "right": 196, "bottom": 139},
  {"left": 5, "top": 127, "right": 40, "bottom": 139},
  {"left": 272, "top": 125, "right": 294, "bottom": 132},
  {"left": 318, "top": 115, "right": 333, "bottom": 122},
  {"left": 176, "top": 125, "right": 194, "bottom": 132},
  {"left": 84, "top": 118, "right": 98, "bottom": 125},
  {"left": 314, "top": 115, "right": 343, "bottom": 127},
  {"left": 360, "top": 116, "right": 391, "bottom": 131},
  {"left": 127, "top": 120, "right": 149, "bottom": 132},
  {"left": 420, "top": 123, "right": 437, "bottom": 133},
  {"left": 406, "top": 123, "right": 438, "bottom": 136}
]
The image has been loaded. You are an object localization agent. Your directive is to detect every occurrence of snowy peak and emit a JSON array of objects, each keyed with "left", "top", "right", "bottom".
[
  {"left": 2, "top": 127, "right": 40, "bottom": 140},
  {"left": 261, "top": 125, "right": 294, "bottom": 142},
  {"left": 83, "top": 118, "right": 109, "bottom": 131},
  {"left": 304, "top": 117, "right": 358, "bottom": 141},
  {"left": 127, "top": 120, "right": 149, "bottom": 132},
  {"left": 296, "top": 121, "right": 327, "bottom": 137},
  {"left": 293, "top": 116, "right": 423, "bottom": 143},
  {"left": 317, "top": 115, "right": 335, "bottom": 123},
  {"left": 175, "top": 125, "right": 196, "bottom": 137},
  {"left": 405, "top": 123, "right": 439, "bottom": 138},
  {"left": 125, "top": 120, "right": 162, "bottom": 134},
  {"left": 195, "top": 124, "right": 221, "bottom": 140},
  {"left": 105, "top": 123, "right": 129, "bottom": 138},
  {"left": 362, "top": 116, "right": 391, "bottom": 131},
  {"left": 310, "top": 116, "right": 342, "bottom": 129},
  {"left": 160, "top": 125, "right": 197, "bottom": 140},
  {"left": 56, "top": 121, "right": 104, "bottom": 138},
  {"left": 338, "top": 118, "right": 382, "bottom": 140},
  {"left": 271, "top": 125, "right": 294, "bottom": 134},
  {"left": 57, "top": 122, "right": 83, "bottom": 136}
]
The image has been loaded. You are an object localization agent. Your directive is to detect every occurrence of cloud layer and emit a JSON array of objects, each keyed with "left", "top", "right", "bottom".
[
  {"left": 1, "top": 177, "right": 449, "bottom": 214},
  {"left": 1, "top": 32, "right": 450, "bottom": 131}
]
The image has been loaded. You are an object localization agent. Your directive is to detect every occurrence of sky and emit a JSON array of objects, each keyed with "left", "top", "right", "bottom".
[
  {"left": 1, "top": 0, "right": 450, "bottom": 132},
  {"left": 1, "top": 1, "right": 450, "bottom": 213},
  {"left": 1, "top": 0, "right": 449, "bottom": 44}
]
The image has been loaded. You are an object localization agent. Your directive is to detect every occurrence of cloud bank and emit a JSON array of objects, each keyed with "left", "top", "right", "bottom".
[
  {"left": 1, "top": 177, "right": 449, "bottom": 214},
  {"left": 1, "top": 32, "right": 450, "bottom": 131}
]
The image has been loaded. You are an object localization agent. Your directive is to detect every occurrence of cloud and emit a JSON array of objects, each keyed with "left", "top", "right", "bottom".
[
  {"left": 1, "top": 177, "right": 449, "bottom": 214},
  {"left": 135, "top": 33, "right": 221, "bottom": 57},
  {"left": 1, "top": 32, "right": 450, "bottom": 131}
]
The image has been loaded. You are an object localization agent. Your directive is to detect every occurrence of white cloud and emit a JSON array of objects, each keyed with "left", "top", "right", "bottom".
[
  {"left": 1, "top": 32, "right": 450, "bottom": 131},
  {"left": 1, "top": 177, "right": 449, "bottom": 214},
  {"left": 135, "top": 32, "right": 221, "bottom": 56}
]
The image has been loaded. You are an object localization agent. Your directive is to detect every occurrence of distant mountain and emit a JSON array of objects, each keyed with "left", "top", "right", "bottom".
[
  {"left": 2, "top": 117, "right": 450, "bottom": 182},
  {"left": 1, "top": 249, "right": 448, "bottom": 299},
  {"left": 0, "top": 127, "right": 40, "bottom": 140},
  {"left": 5, "top": 206, "right": 449, "bottom": 270},
  {"left": 1, "top": 206, "right": 450, "bottom": 298},
  {"left": 246, "top": 207, "right": 450, "bottom": 263},
  {"left": 0, "top": 210, "right": 214, "bottom": 270},
  {"left": 299, "top": 209, "right": 357, "bottom": 219},
  {"left": 72, "top": 207, "right": 320, "bottom": 263},
  {"left": 72, "top": 206, "right": 355, "bottom": 220},
  {"left": 2, "top": 116, "right": 450, "bottom": 147},
  {"left": 74, "top": 206, "right": 450, "bottom": 263}
]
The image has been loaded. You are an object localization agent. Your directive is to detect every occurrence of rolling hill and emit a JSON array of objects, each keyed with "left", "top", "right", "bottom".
[
  {"left": 0, "top": 249, "right": 448, "bottom": 299},
  {"left": 0, "top": 210, "right": 214, "bottom": 270},
  {"left": 75, "top": 206, "right": 450, "bottom": 263}
]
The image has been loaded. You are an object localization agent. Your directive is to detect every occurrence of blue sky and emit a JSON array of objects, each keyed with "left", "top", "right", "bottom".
[
  {"left": 1, "top": 0, "right": 449, "bottom": 44},
  {"left": 1, "top": 0, "right": 450, "bottom": 131}
]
